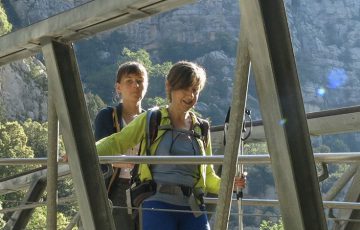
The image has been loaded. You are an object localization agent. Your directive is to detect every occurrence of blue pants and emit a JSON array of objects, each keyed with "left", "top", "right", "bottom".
[{"left": 141, "top": 200, "right": 210, "bottom": 230}]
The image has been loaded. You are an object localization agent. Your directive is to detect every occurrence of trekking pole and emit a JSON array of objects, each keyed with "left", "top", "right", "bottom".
[
  {"left": 236, "top": 142, "right": 244, "bottom": 230},
  {"left": 236, "top": 108, "right": 251, "bottom": 230},
  {"left": 236, "top": 134, "right": 245, "bottom": 230}
]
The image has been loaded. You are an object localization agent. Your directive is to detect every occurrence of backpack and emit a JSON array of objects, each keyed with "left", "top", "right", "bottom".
[
  {"left": 144, "top": 108, "right": 210, "bottom": 156},
  {"left": 129, "top": 108, "right": 209, "bottom": 207}
]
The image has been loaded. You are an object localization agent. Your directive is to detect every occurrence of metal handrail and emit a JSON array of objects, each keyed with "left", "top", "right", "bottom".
[
  {"left": 1, "top": 197, "right": 359, "bottom": 214},
  {"left": 0, "top": 152, "right": 359, "bottom": 165}
]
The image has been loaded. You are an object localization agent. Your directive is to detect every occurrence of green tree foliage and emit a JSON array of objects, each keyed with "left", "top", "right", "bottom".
[
  {"left": 0, "top": 2, "right": 12, "bottom": 36},
  {"left": 313, "top": 144, "right": 331, "bottom": 153},
  {"left": 143, "top": 96, "right": 167, "bottom": 108},
  {"left": 0, "top": 201, "right": 5, "bottom": 228},
  {"left": 23, "top": 119, "right": 48, "bottom": 157},
  {"left": 0, "top": 120, "right": 73, "bottom": 225},
  {"left": 121, "top": 47, "right": 172, "bottom": 78},
  {"left": 158, "top": 32, "right": 238, "bottom": 62},
  {"left": 244, "top": 142, "right": 268, "bottom": 154},
  {"left": 0, "top": 121, "right": 36, "bottom": 177},
  {"left": 27, "top": 206, "right": 69, "bottom": 230},
  {"left": 260, "top": 219, "right": 284, "bottom": 230},
  {"left": 24, "top": 58, "right": 48, "bottom": 92},
  {"left": 0, "top": 121, "right": 36, "bottom": 220},
  {"left": 21, "top": 119, "right": 66, "bottom": 158},
  {"left": 85, "top": 92, "right": 106, "bottom": 129},
  {"left": 57, "top": 178, "right": 78, "bottom": 218},
  {"left": 21, "top": 119, "right": 74, "bottom": 218},
  {"left": 0, "top": 101, "right": 5, "bottom": 122},
  {"left": 122, "top": 48, "right": 153, "bottom": 71}
]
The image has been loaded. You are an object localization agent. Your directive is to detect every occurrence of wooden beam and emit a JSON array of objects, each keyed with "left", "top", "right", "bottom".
[
  {"left": 0, "top": 0, "right": 193, "bottom": 65},
  {"left": 240, "top": 0, "right": 327, "bottom": 229},
  {"left": 46, "top": 70, "right": 59, "bottom": 230},
  {"left": 213, "top": 11, "right": 251, "bottom": 229},
  {"left": 42, "top": 39, "right": 114, "bottom": 230}
]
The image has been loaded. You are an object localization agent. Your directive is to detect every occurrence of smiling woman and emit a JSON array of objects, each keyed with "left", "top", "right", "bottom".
[{"left": 165, "top": 62, "right": 205, "bottom": 124}]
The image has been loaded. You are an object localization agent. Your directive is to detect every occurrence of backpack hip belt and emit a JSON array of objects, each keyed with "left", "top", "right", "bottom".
[{"left": 157, "top": 183, "right": 193, "bottom": 197}]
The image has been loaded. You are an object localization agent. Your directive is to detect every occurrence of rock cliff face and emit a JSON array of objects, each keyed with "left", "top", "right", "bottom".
[
  {"left": 4, "top": 0, "right": 89, "bottom": 27},
  {"left": 117, "top": 0, "right": 240, "bottom": 49},
  {"left": 286, "top": 0, "right": 360, "bottom": 111},
  {"left": 2, "top": 0, "right": 360, "bottom": 121},
  {"left": 0, "top": 58, "right": 47, "bottom": 121},
  {"left": 121, "top": 0, "right": 360, "bottom": 113}
]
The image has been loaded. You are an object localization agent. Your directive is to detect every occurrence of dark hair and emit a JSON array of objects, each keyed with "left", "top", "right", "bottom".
[
  {"left": 116, "top": 61, "right": 148, "bottom": 83},
  {"left": 166, "top": 61, "right": 206, "bottom": 92}
]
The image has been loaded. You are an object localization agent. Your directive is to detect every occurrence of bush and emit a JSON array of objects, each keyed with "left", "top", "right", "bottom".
[
  {"left": 0, "top": 3, "right": 12, "bottom": 35},
  {"left": 260, "top": 219, "right": 284, "bottom": 230}
]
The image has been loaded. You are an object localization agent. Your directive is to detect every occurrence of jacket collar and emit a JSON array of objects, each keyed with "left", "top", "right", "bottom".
[{"left": 159, "top": 106, "right": 201, "bottom": 127}]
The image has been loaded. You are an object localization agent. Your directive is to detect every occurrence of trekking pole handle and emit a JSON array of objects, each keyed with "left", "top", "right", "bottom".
[{"left": 235, "top": 163, "right": 247, "bottom": 199}]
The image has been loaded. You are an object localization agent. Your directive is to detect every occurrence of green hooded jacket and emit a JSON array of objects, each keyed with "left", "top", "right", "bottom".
[{"left": 96, "top": 106, "right": 220, "bottom": 194}]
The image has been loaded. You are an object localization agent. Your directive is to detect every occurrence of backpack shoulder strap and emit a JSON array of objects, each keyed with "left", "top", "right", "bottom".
[
  {"left": 131, "top": 109, "right": 160, "bottom": 184},
  {"left": 196, "top": 117, "right": 210, "bottom": 149},
  {"left": 107, "top": 105, "right": 123, "bottom": 192},
  {"left": 145, "top": 108, "right": 162, "bottom": 156},
  {"left": 112, "top": 104, "right": 123, "bottom": 132},
  {"left": 189, "top": 112, "right": 209, "bottom": 149}
]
